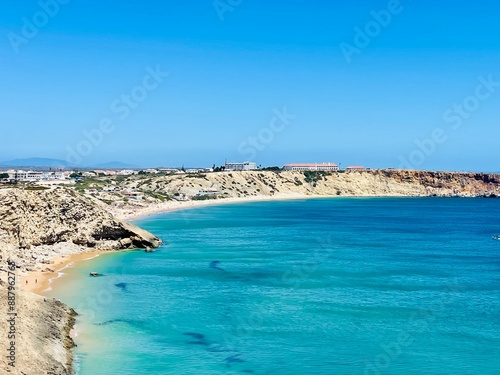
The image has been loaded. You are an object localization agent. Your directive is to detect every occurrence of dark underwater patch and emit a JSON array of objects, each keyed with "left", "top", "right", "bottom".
[
  {"left": 183, "top": 332, "right": 205, "bottom": 340},
  {"left": 209, "top": 260, "right": 227, "bottom": 272},
  {"left": 115, "top": 282, "right": 127, "bottom": 291}
]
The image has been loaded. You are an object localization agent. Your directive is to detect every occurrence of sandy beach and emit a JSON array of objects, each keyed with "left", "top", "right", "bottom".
[
  {"left": 112, "top": 193, "right": 319, "bottom": 221},
  {"left": 20, "top": 249, "right": 113, "bottom": 295}
]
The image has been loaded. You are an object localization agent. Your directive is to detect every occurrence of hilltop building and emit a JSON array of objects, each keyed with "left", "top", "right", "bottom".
[
  {"left": 346, "top": 166, "right": 369, "bottom": 172},
  {"left": 225, "top": 161, "right": 257, "bottom": 171},
  {"left": 117, "top": 170, "right": 138, "bottom": 176},
  {"left": 196, "top": 189, "right": 219, "bottom": 197},
  {"left": 7, "top": 170, "right": 69, "bottom": 181},
  {"left": 283, "top": 163, "right": 339, "bottom": 172}
]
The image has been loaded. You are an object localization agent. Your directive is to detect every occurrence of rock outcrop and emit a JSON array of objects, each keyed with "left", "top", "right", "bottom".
[
  {"left": 0, "top": 187, "right": 162, "bottom": 374},
  {"left": 0, "top": 281, "right": 77, "bottom": 374},
  {"left": 0, "top": 188, "right": 162, "bottom": 270}
]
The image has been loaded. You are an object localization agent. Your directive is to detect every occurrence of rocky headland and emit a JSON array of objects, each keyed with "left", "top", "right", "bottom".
[
  {"left": 0, "top": 188, "right": 162, "bottom": 272},
  {"left": 0, "top": 188, "right": 162, "bottom": 374}
]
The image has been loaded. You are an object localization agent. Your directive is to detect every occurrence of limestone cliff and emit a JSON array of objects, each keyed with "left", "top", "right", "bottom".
[
  {"left": 0, "top": 188, "right": 162, "bottom": 271},
  {"left": 0, "top": 187, "right": 162, "bottom": 374},
  {"left": 0, "top": 281, "right": 76, "bottom": 374},
  {"left": 123, "top": 170, "right": 500, "bottom": 199}
]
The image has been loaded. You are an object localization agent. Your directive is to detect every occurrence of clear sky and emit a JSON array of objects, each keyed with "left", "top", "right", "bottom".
[{"left": 1, "top": 0, "right": 499, "bottom": 170}]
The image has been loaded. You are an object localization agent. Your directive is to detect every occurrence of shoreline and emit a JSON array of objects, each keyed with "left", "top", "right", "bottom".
[
  {"left": 20, "top": 249, "right": 118, "bottom": 295},
  {"left": 113, "top": 193, "right": 327, "bottom": 221},
  {"left": 22, "top": 194, "right": 320, "bottom": 295},
  {"left": 19, "top": 192, "right": 487, "bottom": 296}
]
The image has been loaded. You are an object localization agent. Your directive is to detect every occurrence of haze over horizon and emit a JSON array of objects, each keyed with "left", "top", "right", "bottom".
[{"left": 1, "top": 1, "right": 499, "bottom": 171}]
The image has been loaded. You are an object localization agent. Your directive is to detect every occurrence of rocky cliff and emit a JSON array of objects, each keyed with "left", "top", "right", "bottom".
[
  {"left": 0, "top": 188, "right": 162, "bottom": 271},
  {"left": 0, "top": 187, "right": 162, "bottom": 374},
  {"left": 0, "top": 280, "right": 77, "bottom": 374},
  {"left": 123, "top": 170, "right": 500, "bottom": 199}
]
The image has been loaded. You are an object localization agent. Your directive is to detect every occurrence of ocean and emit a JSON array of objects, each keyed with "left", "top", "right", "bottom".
[{"left": 48, "top": 198, "right": 500, "bottom": 374}]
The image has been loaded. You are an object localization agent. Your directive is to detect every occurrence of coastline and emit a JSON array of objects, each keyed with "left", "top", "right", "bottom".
[
  {"left": 20, "top": 190, "right": 491, "bottom": 296},
  {"left": 22, "top": 194, "right": 317, "bottom": 295},
  {"left": 11, "top": 190, "right": 499, "bottom": 373},
  {"left": 20, "top": 249, "right": 120, "bottom": 295},
  {"left": 22, "top": 193, "right": 335, "bottom": 297},
  {"left": 112, "top": 192, "right": 325, "bottom": 221}
]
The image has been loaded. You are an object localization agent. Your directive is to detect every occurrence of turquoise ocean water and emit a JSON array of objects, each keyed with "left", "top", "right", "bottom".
[{"left": 48, "top": 198, "right": 500, "bottom": 374}]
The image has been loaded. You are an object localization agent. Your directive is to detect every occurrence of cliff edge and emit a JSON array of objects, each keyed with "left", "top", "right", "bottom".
[
  {"left": 0, "top": 187, "right": 162, "bottom": 374},
  {"left": 0, "top": 188, "right": 162, "bottom": 271},
  {"left": 120, "top": 169, "right": 500, "bottom": 199}
]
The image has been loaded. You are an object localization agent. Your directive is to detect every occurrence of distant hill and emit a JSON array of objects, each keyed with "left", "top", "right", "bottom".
[
  {"left": 90, "top": 161, "right": 142, "bottom": 169},
  {"left": 0, "top": 158, "right": 72, "bottom": 168}
]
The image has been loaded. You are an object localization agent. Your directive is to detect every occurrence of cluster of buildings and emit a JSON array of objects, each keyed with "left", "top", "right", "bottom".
[
  {"left": 283, "top": 163, "right": 368, "bottom": 172},
  {"left": 82, "top": 167, "right": 212, "bottom": 177},
  {"left": 0, "top": 162, "right": 369, "bottom": 186},
  {"left": 283, "top": 163, "right": 339, "bottom": 172},
  {"left": 0, "top": 170, "right": 71, "bottom": 183},
  {"left": 225, "top": 161, "right": 368, "bottom": 172},
  {"left": 82, "top": 169, "right": 139, "bottom": 177}
]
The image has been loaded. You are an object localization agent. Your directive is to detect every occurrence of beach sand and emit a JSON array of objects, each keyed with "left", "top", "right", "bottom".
[
  {"left": 20, "top": 249, "right": 110, "bottom": 295},
  {"left": 112, "top": 193, "right": 319, "bottom": 221}
]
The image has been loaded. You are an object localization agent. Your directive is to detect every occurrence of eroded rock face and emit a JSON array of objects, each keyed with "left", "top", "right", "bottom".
[
  {"left": 0, "top": 188, "right": 162, "bottom": 269},
  {"left": 121, "top": 170, "right": 500, "bottom": 199},
  {"left": 0, "top": 280, "right": 77, "bottom": 375},
  {"left": 0, "top": 188, "right": 162, "bottom": 373}
]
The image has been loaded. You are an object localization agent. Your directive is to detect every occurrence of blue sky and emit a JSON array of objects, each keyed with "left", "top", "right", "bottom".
[{"left": 0, "top": 0, "right": 499, "bottom": 170}]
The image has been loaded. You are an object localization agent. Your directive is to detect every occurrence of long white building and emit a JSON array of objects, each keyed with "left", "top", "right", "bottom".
[
  {"left": 283, "top": 163, "right": 339, "bottom": 172},
  {"left": 7, "top": 170, "right": 69, "bottom": 181},
  {"left": 346, "top": 166, "right": 368, "bottom": 172}
]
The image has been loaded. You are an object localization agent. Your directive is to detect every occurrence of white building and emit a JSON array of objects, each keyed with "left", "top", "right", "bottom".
[
  {"left": 283, "top": 163, "right": 339, "bottom": 172},
  {"left": 158, "top": 168, "right": 179, "bottom": 173},
  {"left": 117, "top": 169, "right": 138, "bottom": 176},
  {"left": 196, "top": 189, "right": 219, "bottom": 197},
  {"left": 8, "top": 170, "right": 44, "bottom": 181},
  {"left": 123, "top": 191, "right": 144, "bottom": 200},
  {"left": 346, "top": 166, "right": 368, "bottom": 172},
  {"left": 7, "top": 170, "right": 70, "bottom": 182},
  {"left": 225, "top": 161, "right": 257, "bottom": 171},
  {"left": 45, "top": 171, "right": 67, "bottom": 180}
]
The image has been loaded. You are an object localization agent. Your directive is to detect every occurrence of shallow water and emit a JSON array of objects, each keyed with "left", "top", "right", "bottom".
[{"left": 48, "top": 198, "right": 500, "bottom": 374}]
